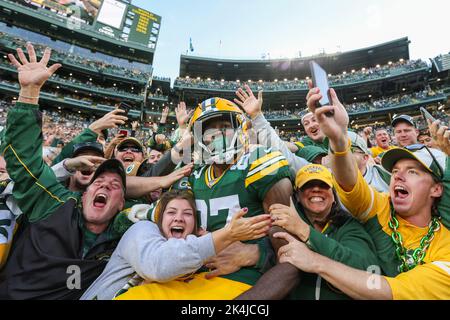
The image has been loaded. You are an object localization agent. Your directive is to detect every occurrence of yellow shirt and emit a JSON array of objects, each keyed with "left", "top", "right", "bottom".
[
  {"left": 370, "top": 145, "right": 396, "bottom": 158},
  {"left": 114, "top": 272, "right": 251, "bottom": 300},
  {"left": 333, "top": 172, "right": 450, "bottom": 300}
]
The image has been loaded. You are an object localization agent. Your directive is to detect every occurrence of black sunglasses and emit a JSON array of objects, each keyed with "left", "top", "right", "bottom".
[
  {"left": 118, "top": 145, "right": 142, "bottom": 153},
  {"left": 404, "top": 144, "right": 444, "bottom": 179}
]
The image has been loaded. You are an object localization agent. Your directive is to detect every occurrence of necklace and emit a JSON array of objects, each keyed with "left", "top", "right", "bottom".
[{"left": 388, "top": 207, "right": 440, "bottom": 273}]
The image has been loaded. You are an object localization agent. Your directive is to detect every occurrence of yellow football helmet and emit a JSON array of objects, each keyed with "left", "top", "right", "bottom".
[{"left": 189, "top": 97, "right": 250, "bottom": 164}]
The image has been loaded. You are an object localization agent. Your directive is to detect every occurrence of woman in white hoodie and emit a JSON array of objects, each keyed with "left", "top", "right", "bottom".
[{"left": 81, "top": 189, "right": 271, "bottom": 300}]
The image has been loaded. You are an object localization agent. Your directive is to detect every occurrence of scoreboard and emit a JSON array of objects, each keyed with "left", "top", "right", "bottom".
[
  {"left": 94, "top": 0, "right": 161, "bottom": 48},
  {"left": 127, "top": 5, "right": 160, "bottom": 45},
  {"left": 16, "top": 0, "right": 161, "bottom": 49}
]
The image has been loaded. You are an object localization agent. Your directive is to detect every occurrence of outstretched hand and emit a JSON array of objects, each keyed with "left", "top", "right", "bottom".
[
  {"left": 175, "top": 102, "right": 194, "bottom": 128},
  {"left": 158, "top": 163, "right": 194, "bottom": 189},
  {"left": 8, "top": 43, "right": 61, "bottom": 96},
  {"left": 64, "top": 155, "right": 106, "bottom": 173},
  {"left": 234, "top": 84, "right": 263, "bottom": 119},
  {"left": 428, "top": 119, "right": 450, "bottom": 155},
  {"left": 160, "top": 106, "right": 170, "bottom": 124},
  {"left": 89, "top": 109, "right": 128, "bottom": 134},
  {"left": 227, "top": 208, "right": 271, "bottom": 242}
]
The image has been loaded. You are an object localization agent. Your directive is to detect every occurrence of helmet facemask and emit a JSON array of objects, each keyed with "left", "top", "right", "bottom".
[{"left": 193, "top": 112, "right": 247, "bottom": 165}]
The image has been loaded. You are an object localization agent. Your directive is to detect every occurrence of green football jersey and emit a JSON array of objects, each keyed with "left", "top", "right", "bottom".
[{"left": 188, "top": 146, "right": 291, "bottom": 285}]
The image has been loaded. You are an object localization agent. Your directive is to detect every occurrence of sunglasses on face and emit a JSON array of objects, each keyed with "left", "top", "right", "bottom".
[
  {"left": 404, "top": 144, "right": 444, "bottom": 179},
  {"left": 118, "top": 146, "right": 142, "bottom": 153},
  {"left": 299, "top": 181, "right": 331, "bottom": 192}
]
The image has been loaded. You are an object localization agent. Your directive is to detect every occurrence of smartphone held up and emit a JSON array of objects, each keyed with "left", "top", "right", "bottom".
[
  {"left": 118, "top": 102, "right": 132, "bottom": 116},
  {"left": 420, "top": 107, "right": 437, "bottom": 124},
  {"left": 310, "top": 61, "right": 334, "bottom": 116}
]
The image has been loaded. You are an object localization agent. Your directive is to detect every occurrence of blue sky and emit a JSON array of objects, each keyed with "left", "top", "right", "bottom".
[{"left": 132, "top": 0, "right": 450, "bottom": 81}]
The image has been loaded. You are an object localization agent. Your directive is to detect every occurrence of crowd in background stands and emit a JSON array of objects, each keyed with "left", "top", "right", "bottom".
[
  {"left": 0, "top": 30, "right": 151, "bottom": 82},
  {"left": 261, "top": 88, "right": 445, "bottom": 120},
  {"left": 0, "top": 98, "right": 173, "bottom": 140},
  {"left": 29, "top": 99, "right": 450, "bottom": 153},
  {"left": 0, "top": 78, "right": 121, "bottom": 108},
  {"left": 1, "top": 57, "right": 168, "bottom": 102},
  {"left": 265, "top": 109, "right": 305, "bottom": 120},
  {"left": 51, "top": 75, "right": 144, "bottom": 99},
  {"left": 345, "top": 88, "right": 444, "bottom": 114},
  {"left": 174, "top": 59, "right": 429, "bottom": 92}
]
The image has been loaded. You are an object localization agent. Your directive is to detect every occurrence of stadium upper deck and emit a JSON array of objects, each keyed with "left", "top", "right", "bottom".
[{"left": 179, "top": 38, "right": 411, "bottom": 81}]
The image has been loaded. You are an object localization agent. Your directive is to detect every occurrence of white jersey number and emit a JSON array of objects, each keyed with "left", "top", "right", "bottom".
[{"left": 195, "top": 195, "right": 241, "bottom": 230}]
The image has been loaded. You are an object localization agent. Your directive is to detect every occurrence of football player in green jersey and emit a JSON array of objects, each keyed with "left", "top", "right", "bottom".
[{"left": 186, "top": 96, "right": 300, "bottom": 298}]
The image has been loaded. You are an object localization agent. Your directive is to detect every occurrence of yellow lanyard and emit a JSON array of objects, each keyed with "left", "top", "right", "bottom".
[{"left": 321, "top": 221, "right": 332, "bottom": 234}]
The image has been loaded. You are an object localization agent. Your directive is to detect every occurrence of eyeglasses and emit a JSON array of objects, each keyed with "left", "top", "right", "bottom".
[
  {"left": 404, "top": 144, "right": 444, "bottom": 179},
  {"left": 118, "top": 146, "right": 142, "bottom": 153},
  {"left": 351, "top": 147, "right": 366, "bottom": 155}
]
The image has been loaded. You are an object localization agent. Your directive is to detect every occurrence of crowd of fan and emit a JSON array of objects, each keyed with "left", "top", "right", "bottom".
[
  {"left": 261, "top": 88, "right": 445, "bottom": 120},
  {"left": 174, "top": 59, "right": 428, "bottom": 92},
  {"left": 346, "top": 88, "right": 445, "bottom": 113},
  {"left": 51, "top": 75, "right": 144, "bottom": 99},
  {"left": 0, "top": 31, "right": 151, "bottom": 82},
  {"left": 1, "top": 57, "right": 170, "bottom": 103}
]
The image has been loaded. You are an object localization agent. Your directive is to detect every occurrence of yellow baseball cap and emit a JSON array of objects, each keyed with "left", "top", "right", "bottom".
[{"left": 295, "top": 164, "right": 333, "bottom": 190}]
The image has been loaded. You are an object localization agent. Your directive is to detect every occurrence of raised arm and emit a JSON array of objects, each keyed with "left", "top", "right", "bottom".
[
  {"left": 52, "top": 108, "right": 127, "bottom": 165},
  {"left": 121, "top": 208, "right": 270, "bottom": 282},
  {"left": 429, "top": 119, "right": 450, "bottom": 229},
  {"left": 234, "top": 85, "right": 309, "bottom": 175},
  {"left": 4, "top": 44, "right": 72, "bottom": 222},
  {"left": 126, "top": 164, "right": 193, "bottom": 199},
  {"left": 236, "top": 178, "right": 301, "bottom": 300},
  {"left": 275, "top": 232, "right": 392, "bottom": 300},
  {"left": 306, "top": 81, "right": 357, "bottom": 191}
]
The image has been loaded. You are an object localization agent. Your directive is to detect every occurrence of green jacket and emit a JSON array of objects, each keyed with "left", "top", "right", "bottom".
[
  {"left": 0, "top": 102, "right": 131, "bottom": 299},
  {"left": 289, "top": 206, "right": 379, "bottom": 300},
  {"left": 1, "top": 102, "right": 135, "bottom": 240}
]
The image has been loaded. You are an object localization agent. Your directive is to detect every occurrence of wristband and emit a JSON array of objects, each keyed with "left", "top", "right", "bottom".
[{"left": 330, "top": 138, "right": 351, "bottom": 157}]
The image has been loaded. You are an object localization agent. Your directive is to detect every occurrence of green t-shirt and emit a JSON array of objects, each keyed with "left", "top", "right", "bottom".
[
  {"left": 300, "top": 136, "right": 329, "bottom": 150},
  {"left": 81, "top": 225, "right": 99, "bottom": 258}
]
